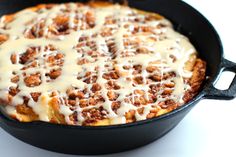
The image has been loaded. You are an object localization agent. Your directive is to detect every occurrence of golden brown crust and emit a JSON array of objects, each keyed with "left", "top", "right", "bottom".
[
  {"left": 183, "top": 59, "right": 206, "bottom": 103},
  {"left": 15, "top": 104, "right": 38, "bottom": 122},
  {"left": 48, "top": 97, "right": 66, "bottom": 124}
]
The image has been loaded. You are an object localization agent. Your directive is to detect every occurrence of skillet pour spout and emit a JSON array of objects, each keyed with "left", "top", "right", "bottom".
[{"left": 0, "top": 0, "right": 236, "bottom": 155}]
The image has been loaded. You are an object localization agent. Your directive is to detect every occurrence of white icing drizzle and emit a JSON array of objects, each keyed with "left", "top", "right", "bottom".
[{"left": 0, "top": 3, "right": 197, "bottom": 125}]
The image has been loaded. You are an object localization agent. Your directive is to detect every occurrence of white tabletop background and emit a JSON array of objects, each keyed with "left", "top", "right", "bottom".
[{"left": 1, "top": 0, "right": 236, "bottom": 157}]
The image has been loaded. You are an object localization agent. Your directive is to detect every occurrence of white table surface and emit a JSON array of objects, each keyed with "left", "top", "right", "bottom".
[{"left": 1, "top": 1, "right": 236, "bottom": 157}]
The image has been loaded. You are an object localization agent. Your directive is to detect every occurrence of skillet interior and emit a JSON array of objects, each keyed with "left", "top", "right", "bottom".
[{"left": 0, "top": 0, "right": 223, "bottom": 154}]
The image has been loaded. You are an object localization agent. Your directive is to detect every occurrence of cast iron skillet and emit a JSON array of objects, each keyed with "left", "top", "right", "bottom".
[{"left": 0, "top": 0, "right": 236, "bottom": 155}]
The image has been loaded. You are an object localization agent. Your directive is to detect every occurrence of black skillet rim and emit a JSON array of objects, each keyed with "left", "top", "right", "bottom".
[{"left": 0, "top": 0, "right": 223, "bottom": 130}]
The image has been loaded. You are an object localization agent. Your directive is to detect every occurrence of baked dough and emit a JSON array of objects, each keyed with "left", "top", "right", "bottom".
[{"left": 0, "top": 2, "right": 206, "bottom": 126}]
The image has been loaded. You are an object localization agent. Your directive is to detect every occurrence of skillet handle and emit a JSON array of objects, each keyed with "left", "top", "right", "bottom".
[{"left": 203, "top": 58, "right": 236, "bottom": 100}]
